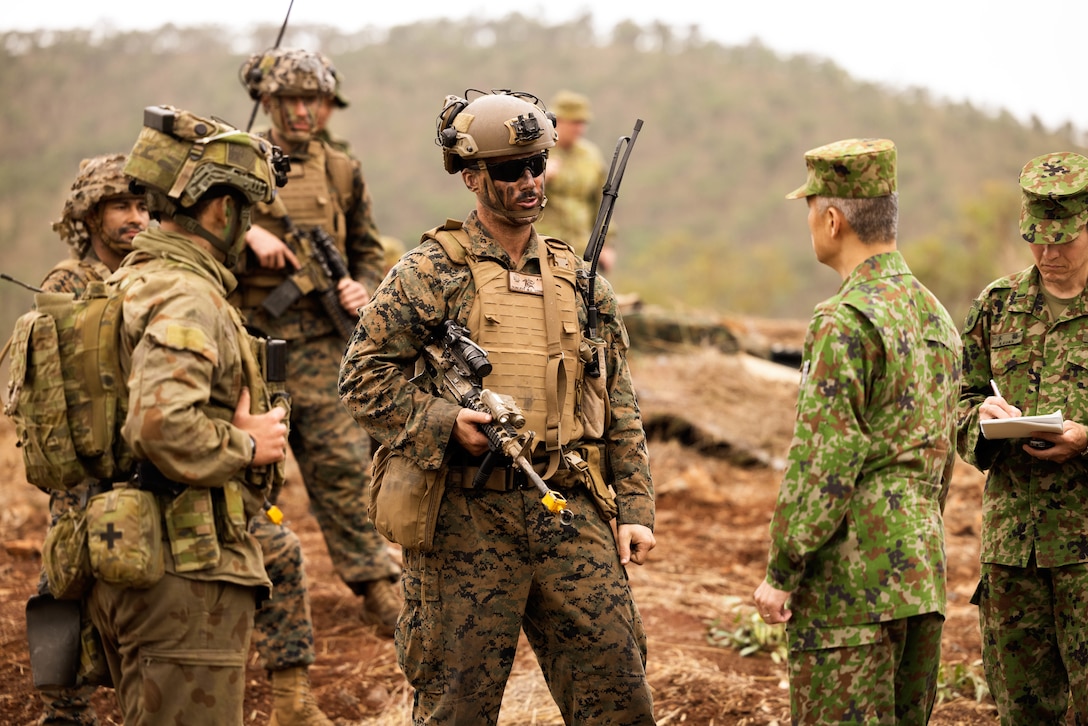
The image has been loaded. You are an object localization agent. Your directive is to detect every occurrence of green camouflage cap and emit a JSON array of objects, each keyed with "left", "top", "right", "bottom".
[
  {"left": 1018, "top": 151, "right": 1088, "bottom": 244},
  {"left": 786, "top": 138, "right": 897, "bottom": 200}
]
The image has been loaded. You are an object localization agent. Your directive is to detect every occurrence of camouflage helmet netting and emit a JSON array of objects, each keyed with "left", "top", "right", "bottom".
[
  {"left": 52, "top": 153, "right": 136, "bottom": 257},
  {"left": 437, "top": 91, "right": 557, "bottom": 173},
  {"left": 240, "top": 48, "right": 337, "bottom": 100}
]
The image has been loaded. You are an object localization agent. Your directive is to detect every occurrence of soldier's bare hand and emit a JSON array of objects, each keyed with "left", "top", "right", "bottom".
[
  {"left": 337, "top": 277, "right": 370, "bottom": 313},
  {"left": 246, "top": 224, "right": 300, "bottom": 270},
  {"left": 981, "top": 394, "right": 1021, "bottom": 420},
  {"left": 453, "top": 408, "right": 492, "bottom": 456},
  {"left": 617, "top": 523, "right": 655, "bottom": 566},
  {"left": 753, "top": 580, "right": 792, "bottom": 624},
  {"left": 232, "top": 388, "right": 288, "bottom": 466},
  {"left": 1021, "top": 420, "right": 1088, "bottom": 463}
]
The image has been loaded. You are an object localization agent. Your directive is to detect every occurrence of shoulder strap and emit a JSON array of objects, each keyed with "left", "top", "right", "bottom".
[{"left": 422, "top": 219, "right": 470, "bottom": 265}]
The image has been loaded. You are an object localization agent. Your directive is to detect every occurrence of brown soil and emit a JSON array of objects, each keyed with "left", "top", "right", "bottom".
[{"left": 0, "top": 325, "right": 999, "bottom": 724}]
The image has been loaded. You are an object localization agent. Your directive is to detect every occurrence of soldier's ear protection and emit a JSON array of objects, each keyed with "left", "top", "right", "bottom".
[{"left": 436, "top": 93, "right": 470, "bottom": 150}]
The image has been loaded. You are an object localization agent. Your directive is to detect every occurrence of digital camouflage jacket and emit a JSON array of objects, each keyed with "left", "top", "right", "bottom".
[{"left": 338, "top": 212, "right": 654, "bottom": 529}]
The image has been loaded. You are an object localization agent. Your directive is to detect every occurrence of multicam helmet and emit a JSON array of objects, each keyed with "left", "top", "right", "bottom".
[
  {"left": 436, "top": 90, "right": 557, "bottom": 174},
  {"left": 124, "top": 105, "right": 287, "bottom": 266},
  {"left": 239, "top": 48, "right": 337, "bottom": 100},
  {"left": 52, "top": 153, "right": 142, "bottom": 258}
]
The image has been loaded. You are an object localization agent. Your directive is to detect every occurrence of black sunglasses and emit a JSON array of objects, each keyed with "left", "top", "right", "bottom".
[{"left": 485, "top": 153, "right": 547, "bottom": 183}]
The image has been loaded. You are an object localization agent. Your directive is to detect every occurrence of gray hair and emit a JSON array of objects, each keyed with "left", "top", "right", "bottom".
[{"left": 815, "top": 193, "right": 898, "bottom": 244}]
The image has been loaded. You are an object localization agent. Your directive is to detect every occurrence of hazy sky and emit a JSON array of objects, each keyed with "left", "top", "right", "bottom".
[{"left": 7, "top": 1, "right": 1087, "bottom": 133}]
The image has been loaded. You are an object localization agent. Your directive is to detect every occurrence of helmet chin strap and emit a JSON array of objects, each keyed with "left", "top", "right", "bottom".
[
  {"left": 173, "top": 206, "right": 250, "bottom": 268},
  {"left": 477, "top": 162, "right": 548, "bottom": 225}
]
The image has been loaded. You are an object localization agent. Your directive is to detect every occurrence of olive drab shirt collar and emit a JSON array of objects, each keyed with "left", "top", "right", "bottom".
[{"left": 127, "top": 226, "right": 239, "bottom": 295}]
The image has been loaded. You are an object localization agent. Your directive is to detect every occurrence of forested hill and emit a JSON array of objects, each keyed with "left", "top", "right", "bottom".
[{"left": 1, "top": 14, "right": 1082, "bottom": 337}]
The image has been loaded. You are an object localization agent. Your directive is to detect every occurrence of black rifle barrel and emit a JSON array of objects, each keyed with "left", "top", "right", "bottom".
[{"left": 582, "top": 119, "right": 642, "bottom": 340}]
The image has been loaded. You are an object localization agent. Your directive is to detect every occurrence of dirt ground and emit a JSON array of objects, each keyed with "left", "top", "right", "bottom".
[{"left": 0, "top": 320, "right": 1001, "bottom": 725}]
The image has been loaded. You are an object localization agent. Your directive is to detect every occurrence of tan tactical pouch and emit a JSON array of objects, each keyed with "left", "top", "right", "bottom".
[
  {"left": 85, "top": 487, "right": 164, "bottom": 588},
  {"left": 164, "top": 488, "right": 221, "bottom": 573},
  {"left": 41, "top": 507, "right": 94, "bottom": 600},
  {"left": 567, "top": 446, "right": 617, "bottom": 521},
  {"left": 369, "top": 444, "right": 447, "bottom": 553},
  {"left": 577, "top": 337, "right": 609, "bottom": 440}
]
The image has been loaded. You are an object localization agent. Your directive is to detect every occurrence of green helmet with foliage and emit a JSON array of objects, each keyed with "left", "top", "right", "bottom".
[
  {"left": 239, "top": 48, "right": 337, "bottom": 100},
  {"left": 124, "top": 105, "right": 287, "bottom": 266},
  {"left": 52, "top": 153, "right": 142, "bottom": 259}
]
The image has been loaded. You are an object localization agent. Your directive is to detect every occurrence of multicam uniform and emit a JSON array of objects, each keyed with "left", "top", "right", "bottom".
[
  {"left": 339, "top": 211, "right": 656, "bottom": 724},
  {"left": 34, "top": 255, "right": 110, "bottom": 726},
  {"left": 534, "top": 138, "right": 605, "bottom": 256},
  {"left": 957, "top": 265, "right": 1088, "bottom": 721},
  {"left": 764, "top": 251, "right": 961, "bottom": 724},
  {"left": 234, "top": 133, "right": 398, "bottom": 594},
  {"left": 87, "top": 228, "right": 272, "bottom": 724}
]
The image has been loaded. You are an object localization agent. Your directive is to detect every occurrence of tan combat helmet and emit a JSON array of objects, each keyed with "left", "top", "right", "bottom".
[
  {"left": 435, "top": 90, "right": 557, "bottom": 224},
  {"left": 52, "top": 153, "right": 143, "bottom": 259},
  {"left": 436, "top": 89, "right": 557, "bottom": 173},
  {"left": 124, "top": 105, "right": 288, "bottom": 266}
]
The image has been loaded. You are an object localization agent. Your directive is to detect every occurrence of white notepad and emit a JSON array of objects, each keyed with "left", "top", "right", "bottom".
[{"left": 980, "top": 410, "right": 1064, "bottom": 440}]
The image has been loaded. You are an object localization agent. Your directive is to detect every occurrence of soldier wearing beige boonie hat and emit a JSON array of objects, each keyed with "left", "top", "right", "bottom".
[
  {"left": 786, "top": 138, "right": 897, "bottom": 199},
  {"left": 1018, "top": 151, "right": 1088, "bottom": 245}
]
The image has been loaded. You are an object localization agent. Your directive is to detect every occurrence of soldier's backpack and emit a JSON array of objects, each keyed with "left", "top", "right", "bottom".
[{"left": 3, "top": 280, "right": 133, "bottom": 490}]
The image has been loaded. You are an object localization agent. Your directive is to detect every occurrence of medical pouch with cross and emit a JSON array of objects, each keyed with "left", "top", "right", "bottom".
[{"left": 85, "top": 485, "right": 164, "bottom": 589}]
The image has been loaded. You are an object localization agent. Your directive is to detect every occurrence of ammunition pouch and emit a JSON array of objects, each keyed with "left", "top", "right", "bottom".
[
  {"left": 577, "top": 336, "right": 609, "bottom": 440},
  {"left": 41, "top": 507, "right": 94, "bottom": 600},
  {"left": 369, "top": 444, "right": 448, "bottom": 553},
  {"left": 85, "top": 486, "right": 165, "bottom": 589},
  {"left": 139, "top": 462, "right": 250, "bottom": 572}
]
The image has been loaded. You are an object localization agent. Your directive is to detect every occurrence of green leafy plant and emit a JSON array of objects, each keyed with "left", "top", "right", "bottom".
[
  {"left": 707, "top": 596, "right": 787, "bottom": 663},
  {"left": 936, "top": 659, "right": 990, "bottom": 704}
]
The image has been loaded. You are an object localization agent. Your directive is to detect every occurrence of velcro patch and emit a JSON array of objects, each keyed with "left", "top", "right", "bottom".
[{"left": 164, "top": 324, "right": 208, "bottom": 353}]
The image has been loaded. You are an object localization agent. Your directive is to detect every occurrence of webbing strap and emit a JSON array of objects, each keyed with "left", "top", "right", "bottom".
[{"left": 537, "top": 247, "right": 566, "bottom": 480}]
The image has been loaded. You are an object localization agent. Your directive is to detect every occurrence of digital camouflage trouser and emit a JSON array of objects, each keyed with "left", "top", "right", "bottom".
[
  {"left": 976, "top": 559, "right": 1088, "bottom": 725},
  {"left": 397, "top": 485, "right": 655, "bottom": 725},
  {"left": 284, "top": 334, "right": 399, "bottom": 588},
  {"left": 249, "top": 515, "right": 316, "bottom": 671},
  {"left": 787, "top": 612, "right": 944, "bottom": 725}
]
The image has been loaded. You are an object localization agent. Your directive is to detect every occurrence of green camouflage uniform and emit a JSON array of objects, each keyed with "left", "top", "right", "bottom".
[
  {"left": 34, "top": 255, "right": 109, "bottom": 725},
  {"left": 956, "top": 151, "right": 1088, "bottom": 724},
  {"left": 767, "top": 139, "right": 962, "bottom": 724},
  {"left": 236, "top": 135, "right": 399, "bottom": 593},
  {"left": 339, "top": 211, "right": 655, "bottom": 724},
  {"left": 86, "top": 227, "right": 272, "bottom": 725},
  {"left": 534, "top": 138, "right": 606, "bottom": 257}
]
